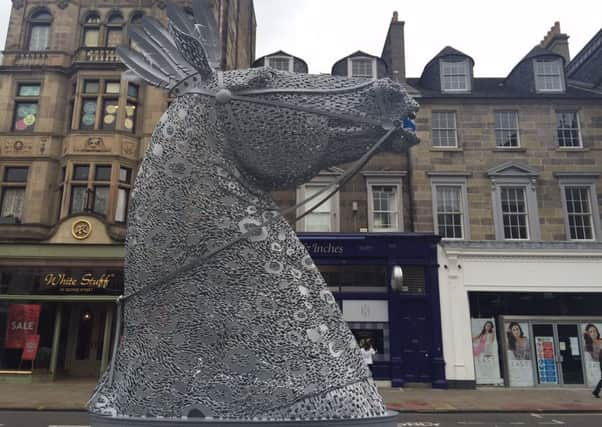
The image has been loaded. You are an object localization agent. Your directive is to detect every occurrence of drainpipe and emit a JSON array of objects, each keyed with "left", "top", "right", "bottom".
[{"left": 406, "top": 150, "right": 416, "bottom": 232}]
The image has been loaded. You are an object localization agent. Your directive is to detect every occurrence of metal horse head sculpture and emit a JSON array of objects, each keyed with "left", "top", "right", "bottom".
[{"left": 88, "top": 1, "right": 419, "bottom": 424}]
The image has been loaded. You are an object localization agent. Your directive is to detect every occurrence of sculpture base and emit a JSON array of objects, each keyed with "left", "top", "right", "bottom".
[{"left": 89, "top": 412, "right": 400, "bottom": 427}]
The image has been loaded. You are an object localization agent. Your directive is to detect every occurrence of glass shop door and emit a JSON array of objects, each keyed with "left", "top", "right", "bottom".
[
  {"left": 532, "top": 323, "right": 585, "bottom": 386},
  {"left": 556, "top": 324, "right": 584, "bottom": 385}
]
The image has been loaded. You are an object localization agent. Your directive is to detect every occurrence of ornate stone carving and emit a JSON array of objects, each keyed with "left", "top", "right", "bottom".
[
  {"left": 12, "top": 0, "right": 24, "bottom": 10},
  {"left": 155, "top": 0, "right": 167, "bottom": 9},
  {"left": 81, "top": 136, "right": 109, "bottom": 152},
  {"left": 122, "top": 141, "right": 136, "bottom": 156},
  {"left": 72, "top": 219, "right": 93, "bottom": 240},
  {"left": 2, "top": 140, "right": 33, "bottom": 155},
  {"left": 57, "top": 0, "right": 70, "bottom": 9}
]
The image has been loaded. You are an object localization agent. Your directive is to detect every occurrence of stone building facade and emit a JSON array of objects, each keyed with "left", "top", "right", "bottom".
[
  {"left": 254, "top": 19, "right": 602, "bottom": 389},
  {"left": 0, "top": 0, "right": 255, "bottom": 380}
]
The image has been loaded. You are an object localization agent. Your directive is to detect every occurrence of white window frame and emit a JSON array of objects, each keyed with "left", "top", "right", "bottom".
[
  {"left": 534, "top": 58, "right": 565, "bottom": 93},
  {"left": 365, "top": 176, "right": 403, "bottom": 232},
  {"left": 556, "top": 174, "right": 601, "bottom": 241},
  {"left": 556, "top": 111, "right": 583, "bottom": 148},
  {"left": 431, "top": 111, "right": 458, "bottom": 148},
  {"left": 494, "top": 111, "right": 520, "bottom": 148},
  {"left": 347, "top": 57, "right": 377, "bottom": 79},
  {"left": 429, "top": 174, "right": 470, "bottom": 240},
  {"left": 296, "top": 175, "right": 339, "bottom": 232},
  {"left": 266, "top": 55, "right": 293, "bottom": 72},
  {"left": 440, "top": 59, "right": 471, "bottom": 93}
]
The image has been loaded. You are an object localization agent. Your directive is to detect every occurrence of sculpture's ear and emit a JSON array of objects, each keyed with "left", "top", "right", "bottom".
[
  {"left": 169, "top": 23, "right": 215, "bottom": 80},
  {"left": 166, "top": 2, "right": 215, "bottom": 80},
  {"left": 229, "top": 68, "right": 278, "bottom": 92}
]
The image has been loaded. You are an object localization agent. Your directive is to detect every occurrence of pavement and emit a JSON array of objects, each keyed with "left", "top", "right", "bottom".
[{"left": 0, "top": 379, "right": 601, "bottom": 413}]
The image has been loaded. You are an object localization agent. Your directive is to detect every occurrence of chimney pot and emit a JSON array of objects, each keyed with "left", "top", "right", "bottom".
[{"left": 392, "top": 11, "right": 398, "bottom": 22}]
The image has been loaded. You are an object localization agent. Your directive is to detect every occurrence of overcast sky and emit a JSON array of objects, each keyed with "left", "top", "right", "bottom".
[{"left": 0, "top": 0, "right": 600, "bottom": 77}]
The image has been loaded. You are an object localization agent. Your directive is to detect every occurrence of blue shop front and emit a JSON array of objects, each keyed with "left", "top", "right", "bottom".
[{"left": 299, "top": 232, "right": 446, "bottom": 389}]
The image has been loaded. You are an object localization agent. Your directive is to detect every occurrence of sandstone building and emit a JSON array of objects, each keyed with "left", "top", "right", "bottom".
[{"left": 0, "top": 0, "right": 255, "bottom": 380}]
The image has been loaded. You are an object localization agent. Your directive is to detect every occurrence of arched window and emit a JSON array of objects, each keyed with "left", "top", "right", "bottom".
[
  {"left": 82, "top": 12, "right": 101, "bottom": 47},
  {"left": 106, "top": 12, "right": 124, "bottom": 47},
  {"left": 28, "top": 9, "right": 53, "bottom": 51},
  {"left": 128, "top": 12, "right": 145, "bottom": 50}
]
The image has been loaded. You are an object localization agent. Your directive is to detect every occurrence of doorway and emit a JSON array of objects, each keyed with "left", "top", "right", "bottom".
[
  {"left": 65, "top": 305, "right": 106, "bottom": 377},
  {"left": 531, "top": 322, "right": 585, "bottom": 386}
]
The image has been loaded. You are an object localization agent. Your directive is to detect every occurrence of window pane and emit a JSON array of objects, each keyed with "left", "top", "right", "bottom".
[
  {"left": 372, "top": 185, "right": 398, "bottom": 231},
  {"left": 124, "top": 102, "right": 137, "bottom": 132},
  {"left": 93, "top": 186, "right": 109, "bottom": 216},
  {"left": 80, "top": 99, "right": 97, "bottom": 130},
  {"left": 106, "top": 29, "right": 122, "bottom": 47},
  {"left": 94, "top": 165, "right": 112, "bottom": 181},
  {"left": 535, "top": 59, "right": 563, "bottom": 91},
  {"left": 119, "top": 167, "right": 131, "bottom": 183},
  {"left": 28, "top": 25, "right": 50, "bottom": 51},
  {"left": 13, "top": 102, "right": 38, "bottom": 131},
  {"left": 84, "top": 28, "right": 100, "bottom": 47},
  {"left": 436, "top": 186, "right": 463, "bottom": 239},
  {"left": 116, "top": 188, "right": 129, "bottom": 222},
  {"left": 101, "top": 99, "right": 118, "bottom": 130},
  {"left": 441, "top": 60, "right": 469, "bottom": 91},
  {"left": 565, "top": 187, "right": 594, "bottom": 240},
  {"left": 18, "top": 84, "right": 41, "bottom": 97},
  {"left": 267, "top": 57, "right": 290, "bottom": 71},
  {"left": 105, "top": 82, "right": 120, "bottom": 94},
  {"left": 305, "top": 186, "right": 332, "bottom": 213},
  {"left": 556, "top": 112, "right": 581, "bottom": 147},
  {"left": 501, "top": 187, "right": 529, "bottom": 239},
  {"left": 0, "top": 188, "right": 25, "bottom": 219},
  {"left": 127, "top": 84, "right": 139, "bottom": 98},
  {"left": 84, "top": 80, "right": 99, "bottom": 94},
  {"left": 432, "top": 112, "right": 457, "bottom": 147},
  {"left": 69, "top": 186, "right": 87, "bottom": 213},
  {"left": 4, "top": 167, "right": 28, "bottom": 182},
  {"left": 495, "top": 111, "right": 519, "bottom": 147},
  {"left": 72, "top": 165, "right": 90, "bottom": 181},
  {"left": 351, "top": 59, "right": 373, "bottom": 78},
  {"left": 305, "top": 213, "right": 331, "bottom": 232}
]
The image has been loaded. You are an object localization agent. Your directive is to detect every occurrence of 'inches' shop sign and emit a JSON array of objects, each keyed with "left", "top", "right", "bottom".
[{"left": 43, "top": 272, "right": 115, "bottom": 293}]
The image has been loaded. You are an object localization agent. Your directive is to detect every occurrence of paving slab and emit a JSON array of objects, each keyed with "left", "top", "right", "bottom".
[{"left": 0, "top": 381, "right": 601, "bottom": 413}]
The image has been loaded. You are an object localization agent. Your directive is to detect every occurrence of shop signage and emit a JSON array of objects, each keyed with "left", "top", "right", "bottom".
[
  {"left": 303, "top": 242, "right": 344, "bottom": 255},
  {"left": 43, "top": 272, "right": 115, "bottom": 293},
  {"left": 4, "top": 304, "right": 41, "bottom": 349},
  {"left": 21, "top": 334, "right": 40, "bottom": 361}
]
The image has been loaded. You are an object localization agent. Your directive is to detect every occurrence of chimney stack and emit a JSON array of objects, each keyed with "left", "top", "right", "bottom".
[
  {"left": 381, "top": 11, "right": 406, "bottom": 81},
  {"left": 539, "top": 21, "right": 570, "bottom": 63}
]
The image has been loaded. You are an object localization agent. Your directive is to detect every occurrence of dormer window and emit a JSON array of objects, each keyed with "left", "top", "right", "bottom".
[
  {"left": 348, "top": 58, "right": 376, "bottom": 79},
  {"left": 440, "top": 59, "right": 471, "bottom": 92},
  {"left": 266, "top": 56, "right": 293, "bottom": 72},
  {"left": 534, "top": 59, "right": 564, "bottom": 92}
]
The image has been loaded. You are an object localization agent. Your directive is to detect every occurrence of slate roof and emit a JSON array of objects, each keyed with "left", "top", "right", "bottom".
[{"left": 406, "top": 77, "right": 602, "bottom": 99}]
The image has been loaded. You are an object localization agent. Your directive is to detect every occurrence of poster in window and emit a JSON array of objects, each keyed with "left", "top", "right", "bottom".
[
  {"left": 535, "top": 336, "right": 558, "bottom": 384},
  {"left": 504, "top": 321, "right": 534, "bottom": 387},
  {"left": 4, "top": 304, "right": 41, "bottom": 349},
  {"left": 471, "top": 318, "right": 503, "bottom": 385},
  {"left": 581, "top": 322, "right": 602, "bottom": 387}
]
